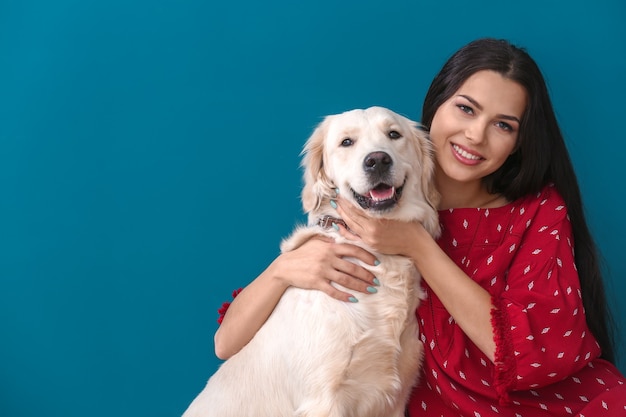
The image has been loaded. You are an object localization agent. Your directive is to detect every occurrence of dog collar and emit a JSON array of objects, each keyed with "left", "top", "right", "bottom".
[{"left": 317, "top": 215, "right": 349, "bottom": 231}]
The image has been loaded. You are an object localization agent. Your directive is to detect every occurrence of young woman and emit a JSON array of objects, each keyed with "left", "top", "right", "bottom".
[{"left": 214, "top": 38, "right": 625, "bottom": 416}]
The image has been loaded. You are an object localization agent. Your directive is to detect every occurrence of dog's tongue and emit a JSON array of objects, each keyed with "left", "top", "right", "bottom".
[{"left": 369, "top": 186, "right": 395, "bottom": 201}]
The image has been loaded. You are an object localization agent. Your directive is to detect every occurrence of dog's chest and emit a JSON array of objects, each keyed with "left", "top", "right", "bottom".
[
  {"left": 278, "top": 227, "right": 423, "bottom": 346},
  {"left": 359, "top": 254, "right": 421, "bottom": 320}
]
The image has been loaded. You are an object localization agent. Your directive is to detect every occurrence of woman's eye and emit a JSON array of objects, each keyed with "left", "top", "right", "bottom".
[
  {"left": 388, "top": 130, "right": 402, "bottom": 139},
  {"left": 457, "top": 104, "right": 473, "bottom": 114},
  {"left": 341, "top": 138, "right": 354, "bottom": 147},
  {"left": 496, "top": 121, "right": 514, "bottom": 132}
]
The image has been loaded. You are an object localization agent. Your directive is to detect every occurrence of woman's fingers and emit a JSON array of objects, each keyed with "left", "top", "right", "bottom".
[
  {"left": 318, "top": 280, "right": 358, "bottom": 303},
  {"left": 333, "top": 254, "right": 376, "bottom": 282},
  {"left": 335, "top": 199, "right": 382, "bottom": 244},
  {"left": 320, "top": 264, "right": 379, "bottom": 302},
  {"left": 336, "top": 239, "right": 378, "bottom": 261},
  {"left": 282, "top": 235, "right": 381, "bottom": 301}
]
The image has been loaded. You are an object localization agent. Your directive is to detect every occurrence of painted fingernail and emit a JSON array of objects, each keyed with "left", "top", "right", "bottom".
[
  {"left": 367, "top": 286, "right": 378, "bottom": 294},
  {"left": 335, "top": 188, "right": 340, "bottom": 195},
  {"left": 374, "top": 259, "right": 381, "bottom": 266},
  {"left": 373, "top": 278, "right": 380, "bottom": 286},
  {"left": 330, "top": 200, "right": 338, "bottom": 209},
  {"left": 332, "top": 222, "right": 339, "bottom": 231},
  {"left": 348, "top": 296, "right": 358, "bottom": 303}
]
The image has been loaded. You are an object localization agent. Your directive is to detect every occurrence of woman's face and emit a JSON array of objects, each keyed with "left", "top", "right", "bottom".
[{"left": 429, "top": 70, "right": 527, "bottom": 188}]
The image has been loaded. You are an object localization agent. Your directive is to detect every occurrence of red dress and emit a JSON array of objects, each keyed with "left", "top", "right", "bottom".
[
  {"left": 218, "top": 184, "right": 626, "bottom": 416},
  {"left": 408, "top": 184, "right": 625, "bottom": 416}
]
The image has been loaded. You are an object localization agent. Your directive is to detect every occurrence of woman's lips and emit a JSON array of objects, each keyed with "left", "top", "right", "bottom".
[{"left": 452, "top": 143, "right": 483, "bottom": 165}]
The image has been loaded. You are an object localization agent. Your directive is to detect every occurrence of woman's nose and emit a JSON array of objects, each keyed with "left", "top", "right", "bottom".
[{"left": 465, "top": 121, "right": 487, "bottom": 144}]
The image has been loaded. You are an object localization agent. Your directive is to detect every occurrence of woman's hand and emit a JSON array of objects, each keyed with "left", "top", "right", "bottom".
[
  {"left": 337, "top": 198, "right": 498, "bottom": 361},
  {"left": 335, "top": 198, "right": 423, "bottom": 256},
  {"left": 272, "top": 236, "right": 380, "bottom": 302},
  {"left": 215, "top": 235, "right": 379, "bottom": 359}
]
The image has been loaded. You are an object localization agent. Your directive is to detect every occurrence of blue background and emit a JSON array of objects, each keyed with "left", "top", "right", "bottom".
[{"left": 1, "top": 1, "right": 624, "bottom": 416}]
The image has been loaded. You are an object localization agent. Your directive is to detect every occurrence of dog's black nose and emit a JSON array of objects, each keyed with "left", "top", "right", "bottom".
[{"left": 363, "top": 152, "right": 392, "bottom": 175}]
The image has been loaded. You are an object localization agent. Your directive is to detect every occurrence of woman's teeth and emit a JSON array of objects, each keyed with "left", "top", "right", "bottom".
[{"left": 453, "top": 144, "right": 481, "bottom": 160}]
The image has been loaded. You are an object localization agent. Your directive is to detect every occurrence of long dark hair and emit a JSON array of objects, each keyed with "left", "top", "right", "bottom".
[{"left": 421, "top": 38, "right": 616, "bottom": 363}]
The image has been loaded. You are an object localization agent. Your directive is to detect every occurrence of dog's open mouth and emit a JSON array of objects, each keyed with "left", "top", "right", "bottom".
[{"left": 351, "top": 181, "right": 404, "bottom": 211}]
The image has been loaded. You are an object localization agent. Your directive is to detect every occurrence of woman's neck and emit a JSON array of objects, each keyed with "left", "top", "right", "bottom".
[{"left": 436, "top": 177, "right": 509, "bottom": 210}]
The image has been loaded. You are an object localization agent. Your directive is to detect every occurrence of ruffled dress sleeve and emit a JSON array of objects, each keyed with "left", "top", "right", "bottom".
[
  {"left": 216, "top": 288, "right": 243, "bottom": 324},
  {"left": 491, "top": 189, "right": 601, "bottom": 399}
]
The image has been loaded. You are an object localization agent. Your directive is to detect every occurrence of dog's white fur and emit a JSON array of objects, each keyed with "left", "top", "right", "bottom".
[{"left": 183, "top": 107, "right": 440, "bottom": 417}]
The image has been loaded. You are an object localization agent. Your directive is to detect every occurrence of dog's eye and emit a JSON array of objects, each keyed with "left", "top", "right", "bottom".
[
  {"left": 341, "top": 138, "right": 354, "bottom": 147},
  {"left": 388, "top": 130, "right": 402, "bottom": 139}
]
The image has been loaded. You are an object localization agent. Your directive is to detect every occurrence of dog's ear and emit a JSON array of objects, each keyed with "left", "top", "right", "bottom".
[
  {"left": 301, "top": 117, "right": 335, "bottom": 213},
  {"left": 411, "top": 124, "right": 441, "bottom": 235}
]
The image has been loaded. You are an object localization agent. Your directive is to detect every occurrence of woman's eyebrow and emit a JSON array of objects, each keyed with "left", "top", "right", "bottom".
[{"left": 458, "top": 94, "right": 521, "bottom": 124}]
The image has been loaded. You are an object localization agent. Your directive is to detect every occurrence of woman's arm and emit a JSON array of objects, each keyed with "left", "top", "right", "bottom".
[
  {"left": 214, "top": 237, "right": 379, "bottom": 360},
  {"left": 406, "top": 224, "right": 497, "bottom": 361},
  {"left": 336, "top": 201, "right": 497, "bottom": 361}
]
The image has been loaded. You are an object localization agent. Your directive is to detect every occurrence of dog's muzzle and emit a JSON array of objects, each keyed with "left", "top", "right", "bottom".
[
  {"left": 352, "top": 151, "right": 404, "bottom": 211},
  {"left": 351, "top": 182, "right": 404, "bottom": 211}
]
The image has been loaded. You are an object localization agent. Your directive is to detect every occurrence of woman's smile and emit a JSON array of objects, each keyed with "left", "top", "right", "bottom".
[{"left": 451, "top": 143, "right": 484, "bottom": 165}]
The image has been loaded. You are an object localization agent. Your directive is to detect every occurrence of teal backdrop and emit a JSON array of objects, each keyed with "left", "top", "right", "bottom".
[{"left": 1, "top": 1, "right": 624, "bottom": 416}]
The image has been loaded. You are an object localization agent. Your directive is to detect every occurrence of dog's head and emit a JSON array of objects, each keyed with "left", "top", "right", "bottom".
[{"left": 301, "top": 106, "right": 440, "bottom": 236}]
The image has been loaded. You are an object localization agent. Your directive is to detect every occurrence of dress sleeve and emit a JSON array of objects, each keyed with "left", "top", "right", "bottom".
[
  {"left": 217, "top": 288, "right": 243, "bottom": 324},
  {"left": 491, "top": 194, "right": 601, "bottom": 398}
]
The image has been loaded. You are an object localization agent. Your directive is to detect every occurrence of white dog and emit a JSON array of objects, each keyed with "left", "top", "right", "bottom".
[{"left": 183, "top": 106, "right": 440, "bottom": 417}]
